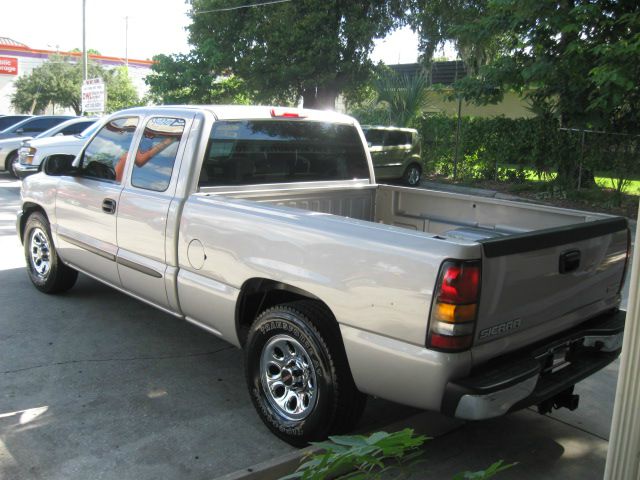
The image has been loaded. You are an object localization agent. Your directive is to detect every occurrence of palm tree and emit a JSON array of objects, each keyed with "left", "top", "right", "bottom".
[{"left": 373, "top": 70, "right": 430, "bottom": 127}]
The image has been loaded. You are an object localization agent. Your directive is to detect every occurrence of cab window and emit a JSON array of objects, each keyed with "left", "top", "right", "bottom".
[
  {"left": 130, "top": 117, "right": 185, "bottom": 192},
  {"left": 78, "top": 117, "right": 139, "bottom": 183}
]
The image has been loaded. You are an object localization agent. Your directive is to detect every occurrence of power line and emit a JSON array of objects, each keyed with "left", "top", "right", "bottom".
[{"left": 193, "top": 0, "right": 291, "bottom": 15}]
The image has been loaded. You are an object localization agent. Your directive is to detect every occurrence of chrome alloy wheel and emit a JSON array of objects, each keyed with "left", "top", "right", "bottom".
[
  {"left": 29, "top": 227, "right": 51, "bottom": 279},
  {"left": 260, "top": 334, "right": 318, "bottom": 421}
]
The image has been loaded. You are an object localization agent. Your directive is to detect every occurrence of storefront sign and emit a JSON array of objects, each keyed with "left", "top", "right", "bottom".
[{"left": 0, "top": 57, "right": 18, "bottom": 75}]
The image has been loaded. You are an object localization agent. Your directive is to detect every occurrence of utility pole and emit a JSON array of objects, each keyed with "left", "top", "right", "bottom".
[
  {"left": 125, "top": 15, "right": 129, "bottom": 69},
  {"left": 82, "top": 0, "right": 88, "bottom": 81}
]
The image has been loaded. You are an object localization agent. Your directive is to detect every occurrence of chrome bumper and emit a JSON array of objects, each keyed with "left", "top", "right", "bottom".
[
  {"left": 443, "top": 309, "right": 625, "bottom": 420},
  {"left": 15, "top": 163, "right": 38, "bottom": 179}
]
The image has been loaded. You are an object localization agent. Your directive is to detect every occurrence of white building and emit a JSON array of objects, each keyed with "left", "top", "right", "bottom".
[{"left": 0, "top": 36, "right": 153, "bottom": 114}]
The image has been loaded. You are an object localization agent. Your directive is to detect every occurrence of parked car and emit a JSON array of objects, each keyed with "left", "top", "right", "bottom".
[
  {"left": 0, "top": 115, "right": 75, "bottom": 140},
  {"left": 362, "top": 125, "right": 422, "bottom": 186},
  {"left": 0, "top": 115, "right": 32, "bottom": 132},
  {"left": 15, "top": 120, "right": 100, "bottom": 179},
  {"left": 0, "top": 117, "right": 90, "bottom": 178},
  {"left": 18, "top": 105, "right": 628, "bottom": 446}
]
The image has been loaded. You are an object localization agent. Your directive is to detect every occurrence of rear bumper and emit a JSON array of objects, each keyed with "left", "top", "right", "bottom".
[{"left": 442, "top": 309, "right": 625, "bottom": 420}]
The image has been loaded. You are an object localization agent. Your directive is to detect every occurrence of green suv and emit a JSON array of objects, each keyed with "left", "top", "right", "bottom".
[{"left": 362, "top": 126, "right": 422, "bottom": 186}]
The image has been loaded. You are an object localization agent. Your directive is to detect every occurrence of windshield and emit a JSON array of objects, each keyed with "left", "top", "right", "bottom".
[
  {"left": 78, "top": 121, "right": 101, "bottom": 138},
  {"left": 200, "top": 120, "right": 370, "bottom": 187},
  {"left": 2, "top": 116, "right": 34, "bottom": 134}
]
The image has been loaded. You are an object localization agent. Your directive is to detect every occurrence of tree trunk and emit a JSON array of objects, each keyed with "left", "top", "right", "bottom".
[{"left": 301, "top": 85, "right": 338, "bottom": 110}]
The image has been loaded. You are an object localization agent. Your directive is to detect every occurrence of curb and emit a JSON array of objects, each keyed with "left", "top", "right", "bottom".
[{"left": 212, "top": 412, "right": 463, "bottom": 480}]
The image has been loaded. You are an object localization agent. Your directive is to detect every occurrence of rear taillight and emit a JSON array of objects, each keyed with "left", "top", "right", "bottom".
[{"left": 427, "top": 260, "right": 481, "bottom": 352}]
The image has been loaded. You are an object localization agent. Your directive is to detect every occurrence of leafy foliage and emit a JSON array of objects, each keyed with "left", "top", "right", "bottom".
[
  {"left": 418, "top": 114, "right": 639, "bottom": 192},
  {"left": 406, "top": 0, "right": 640, "bottom": 187},
  {"left": 453, "top": 460, "right": 517, "bottom": 480},
  {"left": 373, "top": 70, "right": 431, "bottom": 127},
  {"left": 282, "top": 429, "right": 515, "bottom": 480},
  {"left": 11, "top": 55, "right": 140, "bottom": 114},
  {"left": 187, "top": 0, "right": 405, "bottom": 108},
  {"left": 145, "top": 52, "right": 252, "bottom": 105},
  {"left": 281, "top": 429, "right": 428, "bottom": 480}
]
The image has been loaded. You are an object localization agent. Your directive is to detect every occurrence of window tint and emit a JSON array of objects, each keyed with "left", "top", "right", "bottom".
[
  {"left": 200, "top": 120, "right": 369, "bottom": 187},
  {"left": 0, "top": 116, "right": 29, "bottom": 131},
  {"left": 22, "top": 117, "right": 67, "bottom": 133},
  {"left": 79, "top": 117, "right": 139, "bottom": 183},
  {"left": 363, "top": 128, "right": 385, "bottom": 147},
  {"left": 384, "top": 130, "right": 410, "bottom": 147},
  {"left": 131, "top": 117, "right": 185, "bottom": 192},
  {"left": 60, "top": 121, "right": 94, "bottom": 136}
]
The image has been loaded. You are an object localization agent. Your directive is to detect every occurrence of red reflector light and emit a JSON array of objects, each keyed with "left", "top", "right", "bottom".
[
  {"left": 429, "top": 333, "right": 472, "bottom": 350},
  {"left": 438, "top": 263, "right": 480, "bottom": 304},
  {"left": 270, "top": 108, "right": 305, "bottom": 118}
]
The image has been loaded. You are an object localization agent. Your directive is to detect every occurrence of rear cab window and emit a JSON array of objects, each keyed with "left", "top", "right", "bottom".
[{"left": 199, "top": 120, "right": 369, "bottom": 187}]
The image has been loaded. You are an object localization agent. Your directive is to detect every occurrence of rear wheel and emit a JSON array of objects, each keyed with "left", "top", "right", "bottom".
[
  {"left": 245, "top": 300, "right": 366, "bottom": 446},
  {"left": 7, "top": 152, "right": 19, "bottom": 178},
  {"left": 24, "top": 212, "right": 78, "bottom": 293},
  {"left": 402, "top": 163, "right": 422, "bottom": 186}
]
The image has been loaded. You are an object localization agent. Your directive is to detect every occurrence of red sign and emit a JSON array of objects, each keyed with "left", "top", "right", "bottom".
[{"left": 0, "top": 57, "right": 18, "bottom": 75}]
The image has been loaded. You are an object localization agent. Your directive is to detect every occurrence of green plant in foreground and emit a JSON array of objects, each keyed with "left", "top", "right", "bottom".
[{"left": 281, "top": 429, "right": 515, "bottom": 480}]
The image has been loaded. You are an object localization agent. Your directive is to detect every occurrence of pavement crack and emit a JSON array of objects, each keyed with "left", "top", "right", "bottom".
[{"left": 0, "top": 345, "right": 236, "bottom": 375}]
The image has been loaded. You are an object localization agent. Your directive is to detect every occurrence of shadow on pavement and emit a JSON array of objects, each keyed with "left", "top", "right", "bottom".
[{"left": 0, "top": 269, "right": 424, "bottom": 480}]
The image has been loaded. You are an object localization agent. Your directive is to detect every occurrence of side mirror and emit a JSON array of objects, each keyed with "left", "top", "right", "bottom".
[{"left": 43, "top": 154, "right": 78, "bottom": 176}]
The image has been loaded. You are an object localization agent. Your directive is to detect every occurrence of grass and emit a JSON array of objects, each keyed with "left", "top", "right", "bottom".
[{"left": 497, "top": 165, "right": 640, "bottom": 195}]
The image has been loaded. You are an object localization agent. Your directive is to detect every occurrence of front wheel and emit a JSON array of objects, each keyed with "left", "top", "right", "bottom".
[
  {"left": 24, "top": 212, "right": 78, "bottom": 293},
  {"left": 245, "top": 300, "right": 366, "bottom": 446},
  {"left": 7, "top": 152, "right": 19, "bottom": 178},
  {"left": 402, "top": 163, "right": 422, "bottom": 186}
]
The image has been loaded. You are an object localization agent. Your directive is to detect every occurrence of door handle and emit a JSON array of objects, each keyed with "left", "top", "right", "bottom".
[{"left": 102, "top": 198, "right": 116, "bottom": 214}]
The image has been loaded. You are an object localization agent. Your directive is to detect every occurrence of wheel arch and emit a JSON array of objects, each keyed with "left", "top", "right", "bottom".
[
  {"left": 19, "top": 202, "right": 48, "bottom": 244},
  {"left": 235, "top": 278, "right": 340, "bottom": 348},
  {"left": 4, "top": 149, "right": 19, "bottom": 171}
]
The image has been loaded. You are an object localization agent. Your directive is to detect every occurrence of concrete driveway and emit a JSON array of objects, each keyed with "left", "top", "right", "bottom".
[
  {"left": 0, "top": 174, "right": 422, "bottom": 480},
  {"left": 0, "top": 173, "right": 629, "bottom": 480}
]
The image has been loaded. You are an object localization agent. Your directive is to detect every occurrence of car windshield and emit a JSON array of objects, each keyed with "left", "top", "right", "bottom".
[
  {"left": 0, "top": 116, "right": 30, "bottom": 131},
  {"left": 35, "top": 118, "right": 86, "bottom": 139},
  {"left": 77, "top": 121, "right": 101, "bottom": 139},
  {"left": 1, "top": 116, "right": 34, "bottom": 134}
]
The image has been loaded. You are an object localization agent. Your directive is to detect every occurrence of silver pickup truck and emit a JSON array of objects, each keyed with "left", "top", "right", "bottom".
[{"left": 18, "top": 106, "right": 628, "bottom": 446}]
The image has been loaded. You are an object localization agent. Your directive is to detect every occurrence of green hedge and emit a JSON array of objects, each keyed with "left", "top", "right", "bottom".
[{"left": 416, "top": 114, "right": 638, "bottom": 186}]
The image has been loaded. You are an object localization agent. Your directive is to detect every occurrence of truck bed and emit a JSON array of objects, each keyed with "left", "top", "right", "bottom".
[{"left": 197, "top": 181, "right": 628, "bottom": 363}]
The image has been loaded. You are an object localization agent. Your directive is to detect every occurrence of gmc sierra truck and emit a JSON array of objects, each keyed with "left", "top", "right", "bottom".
[{"left": 18, "top": 106, "right": 628, "bottom": 446}]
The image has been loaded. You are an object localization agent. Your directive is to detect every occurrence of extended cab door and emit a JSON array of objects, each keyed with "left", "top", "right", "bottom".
[
  {"left": 116, "top": 114, "right": 193, "bottom": 310},
  {"left": 54, "top": 116, "right": 139, "bottom": 286}
]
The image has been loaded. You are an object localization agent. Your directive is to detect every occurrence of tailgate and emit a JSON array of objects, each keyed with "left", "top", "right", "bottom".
[{"left": 473, "top": 217, "right": 628, "bottom": 359}]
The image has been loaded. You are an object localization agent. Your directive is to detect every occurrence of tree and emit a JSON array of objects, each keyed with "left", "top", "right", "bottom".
[
  {"left": 187, "top": 0, "right": 404, "bottom": 109},
  {"left": 409, "top": 0, "right": 640, "bottom": 187},
  {"left": 106, "top": 66, "right": 142, "bottom": 112},
  {"left": 11, "top": 55, "right": 141, "bottom": 114},
  {"left": 145, "top": 52, "right": 252, "bottom": 105},
  {"left": 373, "top": 70, "right": 430, "bottom": 127}
]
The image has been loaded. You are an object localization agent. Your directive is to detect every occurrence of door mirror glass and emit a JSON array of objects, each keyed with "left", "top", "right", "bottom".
[{"left": 43, "top": 154, "right": 77, "bottom": 176}]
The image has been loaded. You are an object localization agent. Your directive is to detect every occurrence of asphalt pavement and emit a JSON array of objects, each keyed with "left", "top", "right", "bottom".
[{"left": 0, "top": 173, "right": 632, "bottom": 480}]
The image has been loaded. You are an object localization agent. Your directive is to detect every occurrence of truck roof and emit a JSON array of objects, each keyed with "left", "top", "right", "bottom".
[{"left": 116, "top": 105, "right": 357, "bottom": 124}]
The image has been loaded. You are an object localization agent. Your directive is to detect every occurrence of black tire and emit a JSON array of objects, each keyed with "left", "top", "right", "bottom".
[
  {"left": 24, "top": 212, "right": 78, "bottom": 293},
  {"left": 402, "top": 163, "right": 422, "bottom": 186},
  {"left": 7, "top": 152, "right": 19, "bottom": 179},
  {"left": 245, "top": 300, "right": 366, "bottom": 447}
]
